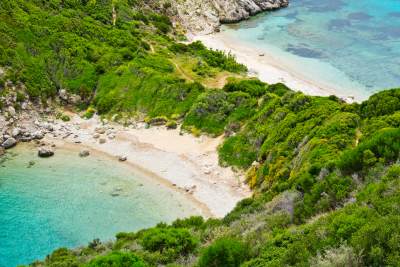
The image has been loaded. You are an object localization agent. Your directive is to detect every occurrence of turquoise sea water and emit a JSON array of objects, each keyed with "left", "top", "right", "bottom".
[
  {"left": 222, "top": 0, "right": 400, "bottom": 99},
  {"left": 0, "top": 144, "right": 199, "bottom": 267}
]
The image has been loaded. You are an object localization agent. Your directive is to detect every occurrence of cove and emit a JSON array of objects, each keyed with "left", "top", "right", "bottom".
[
  {"left": 0, "top": 144, "right": 200, "bottom": 266},
  {"left": 222, "top": 0, "right": 400, "bottom": 99}
]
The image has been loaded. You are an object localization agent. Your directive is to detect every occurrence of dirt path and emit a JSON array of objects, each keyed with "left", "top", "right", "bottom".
[{"left": 172, "top": 61, "right": 194, "bottom": 82}]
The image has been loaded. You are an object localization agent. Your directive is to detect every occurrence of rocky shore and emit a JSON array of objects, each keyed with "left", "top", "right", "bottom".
[{"left": 158, "top": 0, "right": 288, "bottom": 34}]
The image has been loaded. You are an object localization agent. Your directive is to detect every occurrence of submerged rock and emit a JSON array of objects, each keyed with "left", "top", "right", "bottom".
[
  {"left": 38, "top": 147, "right": 54, "bottom": 158},
  {"left": 27, "top": 161, "right": 35, "bottom": 168},
  {"left": 2, "top": 137, "right": 17, "bottom": 149}
]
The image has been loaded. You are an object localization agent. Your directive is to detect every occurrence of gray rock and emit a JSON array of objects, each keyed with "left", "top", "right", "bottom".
[
  {"left": 32, "top": 131, "right": 44, "bottom": 140},
  {"left": 59, "top": 89, "right": 69, "bottom": 101},
  {"left": 99, "top": 138, "right": 106, "bottom": 144},
  {"left": 8, "top": 106, "right": 16, "bottom": 117},
  {"left": 95, "top": 127, "right": 106, "bottom": 134},
  {"left": 12, "top": 128, "right": 21, "bottom": 137},
  {"left": 38, "top": 147, "right": 54, "bottom": 158},
  {"left": 118, "top": 156, "right": 127, "bottom": 162},
  {"left": 2, "top": 137, "right": 17, "bottom": 149},
  {"left": 79, "top": 150, "right": 90, "bottom": 157}
]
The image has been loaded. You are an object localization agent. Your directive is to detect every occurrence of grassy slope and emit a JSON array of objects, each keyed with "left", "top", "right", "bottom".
[{"left": 1, "top": 1, "right": 400, "bottom": 267}]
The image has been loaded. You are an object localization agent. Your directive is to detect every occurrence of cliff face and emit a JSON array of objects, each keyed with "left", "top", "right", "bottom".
[{"left": 171, "top": 0, "right": 289, "bottom": 34}]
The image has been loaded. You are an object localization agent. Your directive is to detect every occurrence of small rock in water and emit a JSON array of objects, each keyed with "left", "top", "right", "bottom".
[
  {"left": 93, "top": 133, "right": 100, "bottom": 139},
  {"left": 99, "top": 138, "right": 106, "bottom": 144},
  {"left": 38, "top": 147, "right": 54, "bottom": 158},
  {"left": 27, "top": 161, "right": 35, "bottom": 168},
  {"left": 118, "top": 155, "right": 127, "bottom": 162},
  {"left": 79, "top": 150, "right": 90, "bottom": 157}
]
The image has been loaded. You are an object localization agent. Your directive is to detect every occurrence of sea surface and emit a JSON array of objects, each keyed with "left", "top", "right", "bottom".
[
  {"left": 0, "top": 144, "right": 199, "bottom": 266},
  {"left": 222, "top": 0, "right": 400, "bottom": 99}
]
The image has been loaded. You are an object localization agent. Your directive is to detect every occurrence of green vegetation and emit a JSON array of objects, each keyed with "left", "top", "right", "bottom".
[
  {"left": 2, "top": 1, "right": 400, "bottom": 267},
  {"left": 32, "top": 83, "right": 400, "bottom": 267},
  {"left": 198, "top": 238, "right": 249, "bottom": 267},
  {"left": 0, "top": 0, "right": 245, "bottom": 118},
  {"left": 85, "top": 252, "right": 147, "bottom": 267}
]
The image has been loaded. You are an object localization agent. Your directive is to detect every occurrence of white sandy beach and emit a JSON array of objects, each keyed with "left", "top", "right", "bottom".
[
  {"left": 193, "top": 33, "right": 366, "bottom": 102},
  {"left": 44, "top": 115, "right": 251, "bottom": 218}
]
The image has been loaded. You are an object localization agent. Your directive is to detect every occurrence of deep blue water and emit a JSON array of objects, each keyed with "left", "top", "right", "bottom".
[
  {"left": 222, "top": 0, "right": 400, "bottom": 99},
  {"left": 0, "top": 145, "right": 199, "bottom": 266}
]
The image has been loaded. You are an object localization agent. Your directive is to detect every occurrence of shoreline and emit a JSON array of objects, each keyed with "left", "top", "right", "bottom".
[
  {"left": 193, "top": 32, "right": 367, "bottom": 103},
  {"left": 41, "top": 115, "right": 251, "bottom": 218},
  {"left": 48, "top": 139, "right": 213, "bottom": 218}
]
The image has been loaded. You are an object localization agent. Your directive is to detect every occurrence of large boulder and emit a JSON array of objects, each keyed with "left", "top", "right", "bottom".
[
  {"left": 38, "top": 147, "right": 54, "bottom": 158},
  {"left": 2, "top": 137, "right": 17, "bottom": 149}
]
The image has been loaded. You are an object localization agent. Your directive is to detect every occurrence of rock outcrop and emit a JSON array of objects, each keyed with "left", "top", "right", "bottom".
[{"left": 169, "top": 0, "right": 289, "bottom": 34}]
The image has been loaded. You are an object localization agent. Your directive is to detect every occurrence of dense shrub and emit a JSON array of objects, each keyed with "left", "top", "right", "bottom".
[
  {"left": 198, "top": 237, "right": 249, "bottom": 267},
  {"left": 85, "top": 252, "right": 147, "bottom": 267},
  {"left": 183, "top": 90, "right": 256, "bottom": 135},
  {"left": 44, "top": 248, "right": 79, "bottom": 267},
  {"left": 141, "top": 228, "right": 198, "bottom": 259},
  {"left": 338, "top": 128, "right": 400, "bottom": 174},
  {"left": 360, "top": 88, "right": 400, "bottom": 117},
  {"left": 223, "top": 78, "right": 267, "bottom": 97}
]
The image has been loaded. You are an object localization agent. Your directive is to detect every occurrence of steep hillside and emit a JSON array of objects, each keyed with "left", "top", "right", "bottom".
[{"left": 31, "top": 85, "right": 400, "bottom": 267}]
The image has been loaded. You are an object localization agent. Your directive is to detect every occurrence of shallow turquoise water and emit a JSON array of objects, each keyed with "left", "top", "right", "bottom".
[
  {"left": 223, "top": 0, "right": 400, "bottom": 99},
  {"left": 0, "top": 145, "right": 199, "bottom": 266}
]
